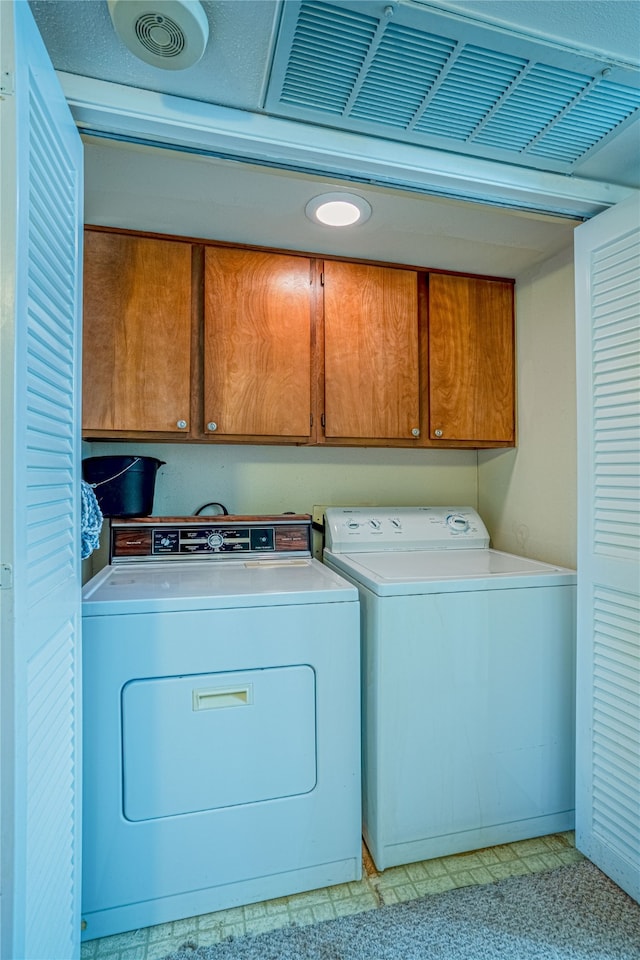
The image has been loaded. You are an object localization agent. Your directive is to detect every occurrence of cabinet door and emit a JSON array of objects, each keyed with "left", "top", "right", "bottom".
[
  {"left": 428, "top": 274, "right": 515, "bottom": 442},
  {"left": 204, "top": 248, "right": 312, "bottom": 439},
  {"left": 82, "top": 231, "right": 192, "bottom": 434},
  {"left": 323, "top": 261, "right": 420, "bottom": 440}
]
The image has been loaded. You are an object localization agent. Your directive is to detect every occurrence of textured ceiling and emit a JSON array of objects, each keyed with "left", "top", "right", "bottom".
[
  {"left": 415, "top": 1, "right": 640, "bottom": 63},
  {"left": 29, "top": 0, "right": 279, "bottom": 110}
]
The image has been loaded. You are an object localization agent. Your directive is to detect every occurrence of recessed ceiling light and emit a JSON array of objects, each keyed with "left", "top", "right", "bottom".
[{"left": 305, "top": 193, "right": 372, "bottom": 227}]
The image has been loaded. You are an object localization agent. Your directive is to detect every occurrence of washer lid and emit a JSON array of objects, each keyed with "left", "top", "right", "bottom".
[
  {"left": 324, "top": 548, "right": 576, "bottom": 596},
  {"left": 324, "top": 506, "right": 490, "bottom": 552}
]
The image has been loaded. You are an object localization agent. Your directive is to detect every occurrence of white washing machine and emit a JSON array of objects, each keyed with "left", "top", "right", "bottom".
[
  {"left": 323, "top": 506, "right": 576, "bottom": 872},
  {"left": 81, "top": 515, "right": 361, "bottom": 941}
]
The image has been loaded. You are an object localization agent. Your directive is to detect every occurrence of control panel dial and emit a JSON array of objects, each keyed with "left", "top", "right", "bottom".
[{"left": 446, "top": 514, "right": 470, "bottom": 533}]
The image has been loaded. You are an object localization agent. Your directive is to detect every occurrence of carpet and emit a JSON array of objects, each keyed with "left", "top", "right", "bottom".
[{"left": 161, "top": 860, "right": 640, "bottom": 960}]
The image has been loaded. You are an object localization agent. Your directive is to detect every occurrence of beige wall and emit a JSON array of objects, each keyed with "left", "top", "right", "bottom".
[
  {"left": 478, "top": 246, "right": 577, "bottom": 569},
  {"left": 84, "top": 442, "right": 478, "bottom": 575}
]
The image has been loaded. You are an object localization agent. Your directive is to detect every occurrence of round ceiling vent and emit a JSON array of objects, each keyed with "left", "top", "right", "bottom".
[{"left": 107, "top": 0, "right": 210, "bottom": 70}]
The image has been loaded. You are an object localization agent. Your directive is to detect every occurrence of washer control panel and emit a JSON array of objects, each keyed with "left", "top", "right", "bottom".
[
  {"left": 324, "top": 507, "right": 489, "bottom": 553},
  {"left": 110, "top": 515, "right": 311, "bottom": 562}
]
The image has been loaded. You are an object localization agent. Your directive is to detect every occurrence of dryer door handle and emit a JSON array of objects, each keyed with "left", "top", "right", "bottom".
[{"left": 192, "top": 685, "right": 253, "bottom": 711}]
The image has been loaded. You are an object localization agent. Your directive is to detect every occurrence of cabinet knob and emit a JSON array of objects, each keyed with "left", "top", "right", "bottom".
[
  {"left": 411, "top": 427, "right": 420, "bottom": 437},
  {"left": 434, "top": 428, "right": 443, "bottom": 438},
  {"left": 207, "top": 421, "right": 218, "bottom": 432},
  {"left": 176, "top": 419, "right": 188, "bottom": 430}
]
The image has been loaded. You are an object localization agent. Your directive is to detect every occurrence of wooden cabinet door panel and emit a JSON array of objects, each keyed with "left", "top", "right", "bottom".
[
  {"left": 324, "top": 261, "right": 420, "bottom": 439},
  {"left": 82, "top": 231, "right": 192, "bottom": 433},
  {"left": 204, "top": 248, "right": 312, "bottom": 438},
  {"left": 428, "top": 274, "right": 515, "bottom": 442}
]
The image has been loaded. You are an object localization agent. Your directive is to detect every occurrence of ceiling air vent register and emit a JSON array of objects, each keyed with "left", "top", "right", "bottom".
[{"left": 266, "top": 0, "right": 640, "bottom": 174}]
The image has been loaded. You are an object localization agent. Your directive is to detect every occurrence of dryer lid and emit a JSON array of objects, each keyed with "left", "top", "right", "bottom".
[{"left": 82, "top": 556, "right": 358, "bottom": 615}]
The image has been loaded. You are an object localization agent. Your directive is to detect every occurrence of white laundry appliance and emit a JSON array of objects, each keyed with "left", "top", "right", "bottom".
[
  {"left": 81, "top": 514, "right": 361, "bottom": 941},
  {"left": 323, "top": 506, "right": 576, "bottom": 872}
]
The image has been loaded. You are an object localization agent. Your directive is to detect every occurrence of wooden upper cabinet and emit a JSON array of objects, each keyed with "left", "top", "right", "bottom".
[
  {"left": 82, "top": 230, "right": 192, "bottom": 434},
  {"left": 323, "top": 261, "right": 421, "bottom": 440},
  {"left": 203, "top": 248, "right": 312, "bottom": 439},
  {"left": 428, "top": 274, "right": 515, "bottom": 443},
  {"left": 82, "top": 228, "right": 515, "bottom": 447}
]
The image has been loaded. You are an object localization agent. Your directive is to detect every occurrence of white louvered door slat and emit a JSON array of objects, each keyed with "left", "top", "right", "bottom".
[
  {"left": 575, "top": 194, "right": 640, "bottom": 902},
  {"left": 0, "top": 2, "right": 84, "bottom": 958}
]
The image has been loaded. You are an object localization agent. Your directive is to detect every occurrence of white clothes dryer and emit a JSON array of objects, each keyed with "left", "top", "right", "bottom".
[
  {"left": 81, "top": 515, "right": 361, "bottom": 940},
  {"left": 323, "top": 506, "right": 576, "bottom": 872}
]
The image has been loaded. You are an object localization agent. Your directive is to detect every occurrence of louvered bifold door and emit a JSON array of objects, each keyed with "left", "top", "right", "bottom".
[
  {"left": 574, "top": 194, "right": 640, "bottom": 902},
  {"left": 0, "top": 3, "right": 84, "bottom": 958}
]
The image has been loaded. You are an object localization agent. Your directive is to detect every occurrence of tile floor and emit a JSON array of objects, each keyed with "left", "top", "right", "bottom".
[{"left": 81, "top": 832, "right": 584, "bottom": 960}]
